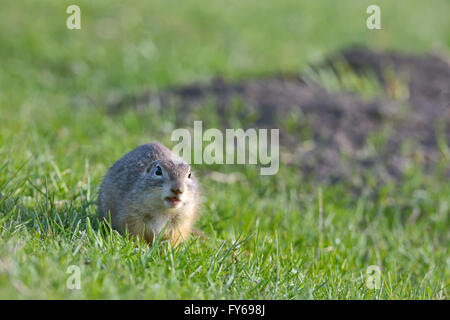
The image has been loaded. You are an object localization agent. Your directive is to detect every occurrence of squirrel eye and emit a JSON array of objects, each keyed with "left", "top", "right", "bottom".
[
  {"left": 188, "top": 171, "right": 192, "bottom": 179},
  {"left": 155, "top": 165, "right": 162, "bottom": 176}
]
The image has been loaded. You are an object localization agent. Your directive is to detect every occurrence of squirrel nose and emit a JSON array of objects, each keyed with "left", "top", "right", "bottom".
[{"left": 171, "top": 187, "right": 184, "bottom": 195}]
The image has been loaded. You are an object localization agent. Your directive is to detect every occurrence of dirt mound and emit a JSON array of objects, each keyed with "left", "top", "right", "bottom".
[
  {"left": 327, "top": 47, "right": 450, "bottom": 115},
  {"left": 107, "top": 47, "right": 450, "bottom": 184}
]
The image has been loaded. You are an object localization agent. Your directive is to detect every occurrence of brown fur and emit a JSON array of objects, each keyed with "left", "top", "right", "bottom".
[{"left": 98, "top": 143, "right": 200, "bottom": 246}]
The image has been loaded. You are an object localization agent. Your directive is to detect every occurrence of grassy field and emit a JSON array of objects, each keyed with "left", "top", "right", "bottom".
[{"left": 0, "top": 0, "right": 449, "bottom": 299}]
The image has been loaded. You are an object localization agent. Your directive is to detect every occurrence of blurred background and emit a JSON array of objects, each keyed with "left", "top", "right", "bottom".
[{"left": 0, "top": 0, "right": 448, "bottom": 171}]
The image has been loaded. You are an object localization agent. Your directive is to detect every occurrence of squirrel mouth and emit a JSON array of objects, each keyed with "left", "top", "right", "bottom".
[{"left": 164, "top": 197, "right": 182, "bottom": 208}]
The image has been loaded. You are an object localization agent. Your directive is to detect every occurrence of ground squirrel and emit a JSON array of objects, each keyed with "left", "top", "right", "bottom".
[{"left": 97, "top": 142, "right": 200, "bottom": 246}]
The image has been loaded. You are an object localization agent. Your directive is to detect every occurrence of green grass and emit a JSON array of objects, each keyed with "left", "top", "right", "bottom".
[{"left": 0, "top": 0, "right": 449, "bottom": 299}]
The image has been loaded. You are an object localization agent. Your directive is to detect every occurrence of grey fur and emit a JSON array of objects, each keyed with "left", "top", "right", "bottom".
[{"left": 97, "top": 142, "right": 200, "bottom": 246}]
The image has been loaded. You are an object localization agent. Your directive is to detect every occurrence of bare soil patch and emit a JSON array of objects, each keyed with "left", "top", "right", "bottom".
[{"left": 106, "top": 47, "right": 450, "bottom": 184}]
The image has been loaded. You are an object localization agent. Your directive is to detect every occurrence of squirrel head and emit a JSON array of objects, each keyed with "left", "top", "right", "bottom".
[{"left": 141, "top": 159, "right": 198, "bottom": 210}]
